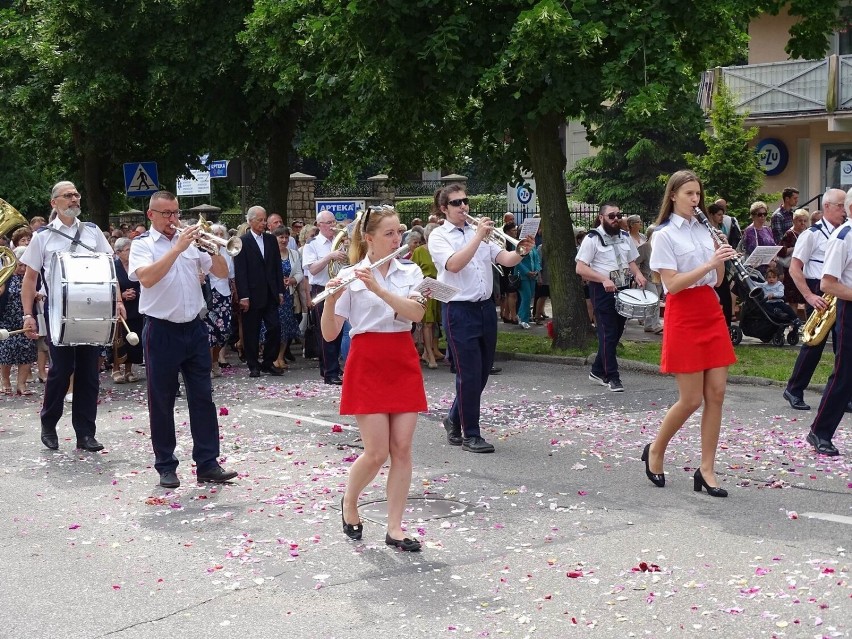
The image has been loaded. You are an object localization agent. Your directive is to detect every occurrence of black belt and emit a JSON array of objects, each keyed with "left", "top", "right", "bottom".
[
  {"left": 146, "top": 316, "right": 201, "bottom": 327},
  {"left": 450, "top": 299, "right": 491, "bottom": 306}
]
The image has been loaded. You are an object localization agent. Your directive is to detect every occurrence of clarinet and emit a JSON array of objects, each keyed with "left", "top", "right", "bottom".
[{"left": 693, "top": 207, "right": 765, "bottom": 301}]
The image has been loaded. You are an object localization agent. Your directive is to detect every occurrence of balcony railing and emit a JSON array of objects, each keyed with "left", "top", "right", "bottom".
[{"left": 699, "top": 54, "right": 850, "bottom": 117}]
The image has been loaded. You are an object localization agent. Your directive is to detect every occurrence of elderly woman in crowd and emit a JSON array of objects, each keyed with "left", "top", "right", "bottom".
[
  {"left": 626, "top": 214, "right": 646, "bottom": 248},
  {"left": 270, "top": 226, "right": 303, "bottom": 369},
  {"left": 780, "top": 208, "right": 810, "bottom": 311},
  {"left": 112, "top": 237, "right": 143, "bottom": 383},
  {"left": 742, "top": 201, "right": 777, "bottom": 257},
  {"left": 205, "top": 224, "right": 236, "bottom": 378}
]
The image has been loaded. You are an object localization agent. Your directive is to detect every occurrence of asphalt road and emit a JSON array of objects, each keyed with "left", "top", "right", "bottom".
[{"left": 0, "top": 337, "right": 849, "bottom": 639}]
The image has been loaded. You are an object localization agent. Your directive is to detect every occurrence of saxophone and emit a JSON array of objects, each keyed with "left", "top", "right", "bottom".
[{"left": 801, "top": 294, "right": 836, "bottom": 346}]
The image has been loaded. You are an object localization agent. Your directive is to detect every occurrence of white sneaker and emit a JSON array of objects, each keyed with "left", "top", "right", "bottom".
[
  {"left": 519, "top": 322, "right": 531, "bottom": 329},
  {"left": 64, "top": 392, "right": 73, "bottom": 403}
]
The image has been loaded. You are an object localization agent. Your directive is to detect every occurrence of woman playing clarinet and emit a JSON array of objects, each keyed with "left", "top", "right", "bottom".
[
  {"left": 321, "top": 205, "right": 427, "bottom": 550},
  {"left": 643, "top": 170, "right": 737, "bottom": 498}
]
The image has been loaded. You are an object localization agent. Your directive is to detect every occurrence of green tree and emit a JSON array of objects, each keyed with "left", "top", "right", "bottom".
[{"left": 685, "top": 83, "right": 764, "bottom": 219}]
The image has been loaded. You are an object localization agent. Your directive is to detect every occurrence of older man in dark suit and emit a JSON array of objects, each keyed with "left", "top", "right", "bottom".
[{"left": 234, "top": 205, "right": 285, "bottom": 378}]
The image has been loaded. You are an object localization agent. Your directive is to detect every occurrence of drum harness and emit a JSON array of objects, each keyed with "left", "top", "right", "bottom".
[{"left": 589, "top": 229, "right": 632, "bottom": 291}]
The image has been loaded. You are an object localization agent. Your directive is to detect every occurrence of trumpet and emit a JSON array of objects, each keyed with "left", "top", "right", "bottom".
[
  {"left": 693, "top": 207, "right": 764, "bottom": 301},
  {"left": 172, "top": 214, "right": 242, "bottom": 257},
  {"left": 464, "top": 214, "right": 528, "bottom": 256},
  {"left": 311, "top": 245, "right": 410, "bottom": 305}
]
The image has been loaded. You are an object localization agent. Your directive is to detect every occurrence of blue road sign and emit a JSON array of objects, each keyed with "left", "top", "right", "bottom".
[
  {"left": 208, "top": 160, "right": 228, "bottom": 179},
  {"left": 123, "top": 162, "right": 159, "bottom": 197},
  {"left": 316, "top": 200, "right": 363, "bottom": 221}
]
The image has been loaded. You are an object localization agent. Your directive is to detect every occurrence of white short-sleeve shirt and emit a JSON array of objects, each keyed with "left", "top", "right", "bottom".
[
  {"left": 821, "top": 221, "right": 852, "bottom": 287},
  {"left": 128, "top": 228, "right": 213, "bottom": 323},
  {"left": 649, "top": 213, "right": 717, "bottom": 293},
  {"left": 21, "top": 218, "right": 114, "bottom": 285},
  {"left": 333, "top": 256, "right": 424, "bottom": 336},
  {"left": 428, "top": 220, "right": 501, "bottom": 302},
  {"left": 209, "top": 249, "right": 234, "bottom": 296},
  {"left": 575, "top": 229, "right": 639, "bottom": 276},
  {"left": 302, "top": 233, "right": 334, "bottom": 286},
  {"left": 792, "top": 219, "right": 838, "bottom": 280}
]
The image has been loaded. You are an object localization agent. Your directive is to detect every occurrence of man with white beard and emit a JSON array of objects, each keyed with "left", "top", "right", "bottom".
[{"left": 21, "top": 181, "right": 122, "bottom": 452}]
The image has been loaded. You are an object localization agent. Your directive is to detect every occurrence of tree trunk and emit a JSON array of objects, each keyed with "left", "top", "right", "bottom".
[
  {"left": 267, "top": 102, "right": 302, "bottom": 222},
  {"left": 72, "top": 124, "right": 112, "bottom": 230},
  {"left": 524, "top": 112, "right": 593, "bottom": 350}
]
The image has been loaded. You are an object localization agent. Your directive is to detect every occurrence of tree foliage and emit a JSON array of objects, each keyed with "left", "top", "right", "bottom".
[{"left": 685, "top": 83, "right": 765, "bottom": 219}]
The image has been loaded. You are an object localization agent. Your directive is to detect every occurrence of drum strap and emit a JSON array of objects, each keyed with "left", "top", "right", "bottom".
[{"left": 46, "top": 224, "right": 95, "bottom": 253}]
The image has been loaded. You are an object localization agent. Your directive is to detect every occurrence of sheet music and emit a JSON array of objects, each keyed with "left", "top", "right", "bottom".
[
  {"left": 744, "top": 246, "right": 782, "bottom": 267},
  {"left": 518, "top": 217, "right": 540, "bottom": 240},
  {"left": 414, "top": 277, "right": 460, "bottom": 303}
]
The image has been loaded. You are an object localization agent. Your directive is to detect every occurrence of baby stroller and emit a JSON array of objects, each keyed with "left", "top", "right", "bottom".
[{"left": 729, "top": 268, "right": 800, "bottom": 347}]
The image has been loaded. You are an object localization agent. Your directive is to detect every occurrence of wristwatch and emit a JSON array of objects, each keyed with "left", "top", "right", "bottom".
[{"left": 23, "top": 314, "right": 34, "bottom": 320}]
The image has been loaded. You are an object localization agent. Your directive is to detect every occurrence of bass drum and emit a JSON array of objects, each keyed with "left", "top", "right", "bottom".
[{"left": 48, "top": 252, "right": 118, "bottom": 346}]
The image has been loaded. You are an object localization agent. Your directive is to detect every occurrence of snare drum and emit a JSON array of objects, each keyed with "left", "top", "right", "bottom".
[
  {"left": 48, "top": 252, "right": 118, "bottom": 346},
  {"left": 615, "top": 288, "right": 659, "bottom": 320}
]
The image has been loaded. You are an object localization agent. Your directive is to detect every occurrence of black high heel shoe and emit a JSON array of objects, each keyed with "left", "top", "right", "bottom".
[
  {"left": 341, "top": 496, "right": 363, "bottom": 540},
  {"left": 641, "top": 443, "right": 665, "bottom": 487},
  {"left": 693, "top": 469, "right": 728, "bottom": 498}
]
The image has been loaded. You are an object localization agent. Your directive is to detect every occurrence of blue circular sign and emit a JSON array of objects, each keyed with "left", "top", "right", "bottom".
[
  {"left": 516, "top": 185, "right": 533, "bottom": 204},
  {"left": 755, "top": 138, "right": 788, "bottom": 176}
]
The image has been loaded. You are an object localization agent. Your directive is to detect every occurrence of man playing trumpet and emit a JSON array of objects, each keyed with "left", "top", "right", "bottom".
[{"left": 128, "top": 191, "right": 237, "bottom": 489}]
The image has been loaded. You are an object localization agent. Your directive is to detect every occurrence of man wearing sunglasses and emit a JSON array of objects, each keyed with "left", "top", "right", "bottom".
[
  {"left": 21, "top": 181, "right": 122, "bottom": 452},
  {"left": 575, "top": 203, "right": 646, "bottom": 392},
  {"left": 784, "top": 188, "right": 852, "bottom": 415},
  {"left": 429, "top": 184, "right": 534, "bottom": 453}
]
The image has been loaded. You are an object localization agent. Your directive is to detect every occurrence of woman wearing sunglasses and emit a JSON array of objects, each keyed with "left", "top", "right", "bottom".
[
  {"left": 742, "top": 201, "right": 777, "bottom": 260},
  {"left": 645, "top": 170, "right": 737, "bottom": 498}
]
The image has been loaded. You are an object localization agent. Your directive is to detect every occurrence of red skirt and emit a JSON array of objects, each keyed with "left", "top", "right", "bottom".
[
  {"left": 661, "top": 286, "right": 736, "bottom": 374},
  {"left": 340, "top": 331, "right": 427, "bottom": 415}
]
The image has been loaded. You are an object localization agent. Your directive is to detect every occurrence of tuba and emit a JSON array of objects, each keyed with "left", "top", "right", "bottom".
[
  {"left": 0, "top": 198, "right": 31, "bottom": 287},
  {"left": 801, "top": 294, "right": 836, "bottom": 346},
  {"left": 327, "top": 209, "right": 364, "bottom": 278}
]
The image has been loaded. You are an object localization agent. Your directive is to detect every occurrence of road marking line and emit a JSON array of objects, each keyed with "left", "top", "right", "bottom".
[
  {"left": 801, "top": 512, "right": 852, "bottom": 526},
  {"left": 253, "top": 409, "right": 358, "bottom": 431}
]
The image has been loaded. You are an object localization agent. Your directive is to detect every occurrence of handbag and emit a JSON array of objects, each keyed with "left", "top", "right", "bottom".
[
  {"left": 505, "top": 270, "right": 521, "bottom": 293},
  {"left": 302, "top": 310, "right": 319, "bottom": 359}
]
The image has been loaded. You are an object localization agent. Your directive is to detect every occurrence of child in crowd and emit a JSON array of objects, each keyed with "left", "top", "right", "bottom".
[{"left": 759, "top": 268, "right": 800, "bottom": 325}]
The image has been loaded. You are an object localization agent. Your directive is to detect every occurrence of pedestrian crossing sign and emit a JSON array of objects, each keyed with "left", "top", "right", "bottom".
[{"left": 123, "top": 162, "right": 159, "bottom": 197}]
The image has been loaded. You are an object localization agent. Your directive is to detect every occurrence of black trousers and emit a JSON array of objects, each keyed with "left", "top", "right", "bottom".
[
  {"left": 589, "top": 282, "right": 627, "bottom": 382},
  {"left": 41, "top": 342, "right": 100, "bottom": 438},
  {"left": 242, "top": 297, "right": 280, "bottom": 371},
  {"left": 311, "top": 284, "right": 343, "bottom": 380},
  {"left": 787, "top": 279, "right": 835, "bottom": 398},
  {"left": 143, "top": 317, "right": 220, "bottom": 475},
  {"left": 810, "top": 299, "right": 851, "bottom": 441}
]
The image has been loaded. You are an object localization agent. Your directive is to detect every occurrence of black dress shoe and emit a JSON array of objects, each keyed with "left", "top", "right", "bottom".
[
  {"left": 40, "top": 426, "right": 59, "bottom": 450},
  {"left": 640, "top": 443, "right": 665, "bottom": 487},
  {"left": 693, "top": 469, "right": 728, "bottom": 497},
  {"left": 340, "top": 496, "right": 363, "bottom": 540},
  {"left": 159, "top": 471, "right": 180, "bottom": 489},
  {"left": 197, "top": 465, "right": 238, "bottom": 483},
  {"left": 261, "top": 365, "right": 284, "bottom": 376},
  {"left": 489, "top": 366, "right": 502, "bottom": 375},
  {"left": 76, "top": 436, "right": 104, "bottom": 452},
  {"left": 462, "top": 436, "right": 495, "bottom": 453},
  {"left": 324, "top": 376, "right": 343, "bottom": 386},
  {"left": 806, "top": 431, "right": 839, "bottom": 456},
  {"left": 846, "top": 401, "right": 852, "bottom": 414},
  {"left": 249, "top": 369, "right": 261, "bottom": 378},
  {"left": 443, "top": 417, "right": 462, "bottom": 446},
  {"left": 783, "top": 389, "right": 810, "bottom": 410},
  {"left": 385, "top": 533, "right": 421, "bottom": 552}
]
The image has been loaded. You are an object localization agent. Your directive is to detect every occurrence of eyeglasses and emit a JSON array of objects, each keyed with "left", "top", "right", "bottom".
[
  {"left": 604, "top": 212, "right": 623, "bottom": 220},
  {"left": 823, "top": 201, "right": 844, "bottom": 208},
  {"left": 753, "top": 212, "right": 767, "bottom": 217},
  {"left": 151, "top": 208, "right": 180, "bottom": 219},
  {"left": 57, "top": 192, "right": 81, "bottom": 200},
  {"left": 447, "top": 198, "right": 469, "bottom": 207}
]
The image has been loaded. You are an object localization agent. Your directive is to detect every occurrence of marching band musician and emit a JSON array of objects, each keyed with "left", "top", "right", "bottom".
[
  {"left": 21, "top": 181, "right": 122, "bottom": 452},
  {"left": 644, "top": 170, "right": 736, "bottom": 497},
  {"left": 320, "top": 205, "right": 427, "bottom": 552},
  {"left": 429, "top": 184, "right": 535, "bottom": 454},
  {"left": 575, "top": 203, "right": 646, "bottom": 393},
  {"left": 128, "top": 191, "right": 237, "bottom": 489},
  {"left": 782, "top": 187, "right": 851, "bottom": 413},
  {"left": 805, "top": 193, "right": 852, "bottom": 457}
]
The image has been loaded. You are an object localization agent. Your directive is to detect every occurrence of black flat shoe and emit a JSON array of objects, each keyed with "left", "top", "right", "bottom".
[
  {"left": 41, "top": 426, "right": 59, "bottom": 450},
  {"left": 197, "top": 465, "right": 238, "bottom": 483},
  {"left": 807, "top": 431, "right": 840, "bottom": 456},
  {"left": 159, "top": 471, "right": 180, "bottom": 489},
  {"left": 341, "top": 497, "right": 363, "bottom": 540},
  {"left": 76, "top": 436, "right": 104, "bottom": 452},
  {"left": 385, "top": 533, "right": 421, "bottom": 552},
  {"left": 693, "top": 469, "right": 728, "bottom": 497},
  {"left": 641, "top": 443, "right": 665, "bottom": 487},
  {"left": 443, "top": 417, "right": 462, "bottom": 446}
]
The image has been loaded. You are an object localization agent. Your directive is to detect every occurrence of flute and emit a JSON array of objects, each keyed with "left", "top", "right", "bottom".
[
  {"left": 311, "top": 245, "right": 410, "bottom": 305},
  {"left": 693, "top": 207, "right": 764, "bottom": 301}
]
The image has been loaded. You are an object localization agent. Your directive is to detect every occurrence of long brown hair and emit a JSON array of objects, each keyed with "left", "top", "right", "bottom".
[
  {"left": 349, "top": 205, "right": 399, "bottom": 263},
  {"left": 654, "top": 170, "right": 705, "bottom": 226}
]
